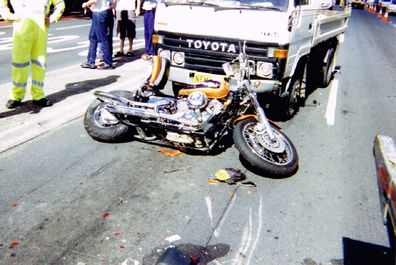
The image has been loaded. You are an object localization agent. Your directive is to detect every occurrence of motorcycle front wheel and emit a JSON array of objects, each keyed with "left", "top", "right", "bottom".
[
  {"left": 84, "top": 90, "right": 132, "bottom": 142},
  {"left": 233, "top": 118, "right": 298, "bottom": 177}
]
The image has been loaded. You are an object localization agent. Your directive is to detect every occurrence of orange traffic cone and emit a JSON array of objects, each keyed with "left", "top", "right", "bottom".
[
  {"left": 378, "top": 5, "right": 383, "bottom": 17},
  {"left": 369, "top": 4, "right": 375, "bottom": 13},
  {"left": 383, "top": 7, "right": 390, "bottom": 22}
]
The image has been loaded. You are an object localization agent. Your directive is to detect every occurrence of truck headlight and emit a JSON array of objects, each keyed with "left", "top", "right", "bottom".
[
  {"left": 256, "top": 62, "right": 273, "bottom": 78},
  {"left": 172, "top": 51, "right": 185, "bottom": 66},
  {"left": 159, "top": 49, "right": 171, "bottom": 61}
]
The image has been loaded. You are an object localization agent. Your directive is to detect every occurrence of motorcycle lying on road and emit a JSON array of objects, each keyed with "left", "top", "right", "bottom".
[{"left": 83, "top": 44, "right": 298, "bottom": 177}]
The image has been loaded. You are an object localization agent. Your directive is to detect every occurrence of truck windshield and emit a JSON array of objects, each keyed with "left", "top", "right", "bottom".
[{"left": 163, "top": 0, "right": 288, "bottom": 12}]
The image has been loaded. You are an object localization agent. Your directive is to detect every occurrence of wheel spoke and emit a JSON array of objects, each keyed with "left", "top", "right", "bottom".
[{"left": 242, "top": 123, "right": 293, "bottom": 166}]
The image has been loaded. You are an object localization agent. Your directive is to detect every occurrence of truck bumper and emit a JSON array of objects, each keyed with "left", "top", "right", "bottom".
[{"left": 169, "top": 67, "right": 278, "bottom": 94}]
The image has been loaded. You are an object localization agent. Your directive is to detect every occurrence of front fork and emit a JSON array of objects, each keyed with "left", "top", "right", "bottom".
[{"left": 244, "top": 80, "right": 276, "bottom": 141}]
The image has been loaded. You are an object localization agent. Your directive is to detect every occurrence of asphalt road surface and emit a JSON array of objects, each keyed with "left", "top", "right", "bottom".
[{"left": 0, "top": 9, "right": 396, "bottom": 265}]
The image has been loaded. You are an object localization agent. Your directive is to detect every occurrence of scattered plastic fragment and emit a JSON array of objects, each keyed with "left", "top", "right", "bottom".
[
  {"left": 10, "top": 253, "right": 16, "bottom": 258},
  {"left": 121, "top": 258, "right": 139, "bottom": 265},
  {"left": 159, "top": 148, "right": 183, "bottom": 157},
  {"left": 207, "top": 179, "right": 219, "bottom": 185},
  {"left": 119, "top": 197, "right": 128, "bottom": 203},
  {"left": 119, "top": 244, "right": 125, "bottom": 249},
  {"left": 11, "top": 202, "right": 17, "bottom": 208},
  {"left": 102, "top": 211, "right": 110, "bottom": 219},
  {"left": 114, "top": 232, "right": 121, "bottom": 237},
  {"left": 165, "top": 234, "right": 181, "bottom": 243},
  {"left": 9, "top": 241, "right": 19, "bottom": 248}
]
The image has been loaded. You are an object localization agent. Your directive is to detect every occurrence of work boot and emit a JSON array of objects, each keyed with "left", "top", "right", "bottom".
[
  {"left": 6, "top": 99, "right": 22, "bottom": 109},
  {"left": 33, "top": 98, "right": 53, "bottom": 107}
]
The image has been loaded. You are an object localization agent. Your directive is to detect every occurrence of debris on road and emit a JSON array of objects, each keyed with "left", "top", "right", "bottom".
[
  {"left": 159, "top": 148, "right": 184, "bottom": 157},
  {"left": 209, "top": 168, "right": 256, "bottom": 187}
]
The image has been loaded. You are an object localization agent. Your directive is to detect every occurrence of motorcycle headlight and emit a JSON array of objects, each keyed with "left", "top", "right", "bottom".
[
  {"left": 256, "top": 62, "right": 273, "bottom": 79},
  {"left": 172, "top": 52, "right": 185, "bottom": 66}
]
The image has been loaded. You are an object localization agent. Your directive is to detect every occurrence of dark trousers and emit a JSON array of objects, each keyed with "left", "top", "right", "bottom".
[
  {"left": 143, "top": 10, "right": 155, "bottom": 55},
  {"left": 87, "top": 10, "right": 113, "bottom": 66}
]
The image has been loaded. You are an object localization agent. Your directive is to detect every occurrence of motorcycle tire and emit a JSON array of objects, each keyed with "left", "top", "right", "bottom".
[
  {"left": 84, "top": 90, "right": 132, "bottom": 142},
  {"left": 233, "top": 118, "right": 298, "bottom": 177}
]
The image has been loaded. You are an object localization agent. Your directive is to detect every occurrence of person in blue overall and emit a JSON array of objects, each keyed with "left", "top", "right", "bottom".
[
  {"left": 138, "top": 0, "right": 157, "bottom": 61},
  {"left": 81, "top": 0, "right": 115, "bottom": 69}
]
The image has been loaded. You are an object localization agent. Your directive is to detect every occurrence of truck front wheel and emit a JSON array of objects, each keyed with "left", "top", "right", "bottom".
[
  {"left": 281, "top": 61, "right": 307, "bottom": 119},
  {"left": 320, "top": 47, "right": 336, "bottom": 88}
]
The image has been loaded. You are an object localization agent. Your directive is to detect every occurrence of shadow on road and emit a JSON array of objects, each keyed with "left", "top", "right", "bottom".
[
  {"left": 0, "top": 75, "right": 120, "bottom": 118},
  {"left": 343, "top": 237, "right": 394, "bottom": 265}
]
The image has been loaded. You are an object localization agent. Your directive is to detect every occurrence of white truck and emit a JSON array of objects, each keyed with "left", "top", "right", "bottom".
[{"left": 151, "top": 0, "right": 351, "bottom": 117}]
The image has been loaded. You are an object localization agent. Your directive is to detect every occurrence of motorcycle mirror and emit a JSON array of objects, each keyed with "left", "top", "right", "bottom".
[{"left": 222, "top": 62, "right": 234, "bottom": 77}]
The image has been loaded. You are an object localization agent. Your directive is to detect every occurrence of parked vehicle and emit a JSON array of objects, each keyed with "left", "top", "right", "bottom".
[
  {"left": 63, "top": 0, "right": 85, "bottom": 15},
  {"left": 352, "top": 0, "right": 365, "bottom": 8},
  {"left": 373, "top": 135, "right": 396, "bottom": 255},
  {"left": 84, "top": 43, "right": 299, "bottom": 176},
  {"left": 153, "top": 0, "right": 351, "bottom": 118},
  {"left": 380, "top": 0, "right": 391, "bottom": 9},
  {"left": 389, "top": 0, "right": 396, "bottom": 13}
]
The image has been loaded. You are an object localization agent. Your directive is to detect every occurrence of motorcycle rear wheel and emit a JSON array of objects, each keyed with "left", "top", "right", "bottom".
[
  {"left": 233, "top": 118, "right": 298, "bottom": 177},
  {"left": 84, "top": 90, "right": 132, "bottom": 142}
]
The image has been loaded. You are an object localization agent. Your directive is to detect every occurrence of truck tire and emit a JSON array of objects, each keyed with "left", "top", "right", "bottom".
[
  {"left": 320, "top": 46, "right": 336, "bottom": 88},
  {"left": 281, "top": 60, "right": 307, "bottom": 119},
  {"left": 84, "top": 90, "right": 132, "bottom": 142}
]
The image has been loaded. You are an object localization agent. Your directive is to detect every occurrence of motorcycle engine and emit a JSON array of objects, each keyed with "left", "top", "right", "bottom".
[{"left": 165, "top": 91, "right": 225, "bottom": 146}]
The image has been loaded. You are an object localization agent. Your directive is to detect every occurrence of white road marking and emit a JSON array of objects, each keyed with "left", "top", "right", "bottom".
[
  {"left": 325, "top": 79, "right": 339, "bottom": 126},
  {"left": 77, "top": 39, "right": 144, "bottom": 57},
  {"left": 205, "top": 196, "right": 214, "bottom": 228},
  {"left": 55, "top": 23, "right": 91, "bottom": 30}
]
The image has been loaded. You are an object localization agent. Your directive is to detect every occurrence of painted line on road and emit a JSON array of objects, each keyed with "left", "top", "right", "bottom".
[
  {"left": 55, "top": 23, "right": 91, "bottom": 30},
  {"left": 325, "top": 79, "right": 339, "bottom": 126},
  {"left": 77, "top": 40, "right": 144, "bottom": 57}
]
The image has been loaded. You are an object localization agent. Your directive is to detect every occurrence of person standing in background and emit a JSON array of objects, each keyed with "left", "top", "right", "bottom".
[
  {"left": 114, "top": 0, "right": 139, "bottom": 57},
  {"left": 81, "top": 0, "right": 116, "bottom": 70},
  {"left": 139, "top": 0, "right": 157, "bottom": 61},
  {"left": 0, "top": 0, "right": 65, "bottom": 109}
]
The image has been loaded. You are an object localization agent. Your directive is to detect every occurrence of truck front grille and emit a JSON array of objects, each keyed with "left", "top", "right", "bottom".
[{"left": 158, "top": 31, "right": 280, "bottom": 77}]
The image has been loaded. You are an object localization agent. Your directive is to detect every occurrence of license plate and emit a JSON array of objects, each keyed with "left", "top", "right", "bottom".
[{"left": 192, "top": 72, "right": 217, "bottom": 84}]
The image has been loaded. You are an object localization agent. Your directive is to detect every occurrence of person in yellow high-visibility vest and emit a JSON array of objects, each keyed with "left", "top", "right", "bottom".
[{"left": 0, "top": 0, "right": 65, "bottom": 109}]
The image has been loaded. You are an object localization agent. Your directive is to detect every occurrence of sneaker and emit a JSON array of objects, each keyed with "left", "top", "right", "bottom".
[
  {"left": 99, "top": 64, "right": 115, "bottom": 70},
  {"left": 6, "top": 99, "right": 22, "bottom": 109},
  {"left": 141, "top": 53, "right": 152, "bottom": 61},
  {"left": 81, "top": 62, "right": 97, "bottom": 69},
  {"left": 33, "top": 98, "right": 53, "bottom": 107}
]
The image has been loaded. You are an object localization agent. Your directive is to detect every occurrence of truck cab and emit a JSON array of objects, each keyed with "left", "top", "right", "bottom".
[{"left": 153, "top": 0, "right": 350, "bottom": 117}]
